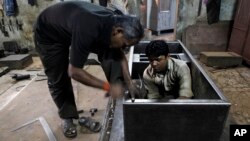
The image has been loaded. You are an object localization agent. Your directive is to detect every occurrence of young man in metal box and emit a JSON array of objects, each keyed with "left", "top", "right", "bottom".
[{"left": 143, "top": 40, "right": 193, "bottom": 99}]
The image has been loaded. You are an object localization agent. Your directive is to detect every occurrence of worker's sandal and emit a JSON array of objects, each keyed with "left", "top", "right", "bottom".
[
  {"left": 62, "top": 118, "right": 77, "bottom": 138},
  {"left": 78, "top": 116, "right": 102, "bottom": 132}
]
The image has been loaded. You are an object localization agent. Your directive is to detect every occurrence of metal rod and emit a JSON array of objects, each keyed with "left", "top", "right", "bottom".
[
  {"left": 11, "top": 117, "right": 57, "bottom": 141},
  {"left": 11, "top": 118, "right": 38, "bottom": 132},
  {"left": 39, "top": 117, "right": 57, "bottom": 141}
]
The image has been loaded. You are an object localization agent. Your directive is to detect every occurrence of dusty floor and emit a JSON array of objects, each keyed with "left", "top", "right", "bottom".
[
  {"left": 0, "top": 57, "right": 110, "bottom": 141},
  {"left": 199, "top": 62, "right": 250, "bottom": 125}
]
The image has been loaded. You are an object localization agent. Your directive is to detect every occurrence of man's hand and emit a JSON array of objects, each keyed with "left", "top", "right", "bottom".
[
  {"left": 128, "top": 84, "right": 140, "bottom": 102},
  {"left": 109, "top": 83, "right": 124, "bottom": 99}
]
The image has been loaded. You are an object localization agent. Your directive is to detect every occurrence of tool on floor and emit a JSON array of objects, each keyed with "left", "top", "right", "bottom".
[
  {"left": 11, "top": 116, "right": 57, "bottom": 141},
  {"left": 16, "top": 18, "right": 23, "bottom": 31},
  {"left": 8, "top": 19, "right": 12, "bottom": 32},
  {"left": 35, "top": 78, "right": 47, "bottom": 81},
  {"left": 0, "top": 18, "right": 9, "bottom": 37},
  {"left": 78, "top": 109, "right": 84, "bottom": 114},
  {"left": 89, "top": 108, "right": 98, "bottom": 117},
  {"left": 9, "top": 19, "right": 15, "bottom": 33},
  {"left": 12, "top": 74, "right": 30, "bottom": 81}
]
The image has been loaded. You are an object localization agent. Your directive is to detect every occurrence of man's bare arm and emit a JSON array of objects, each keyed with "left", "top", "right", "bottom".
[{"left": 68, "top": 64, "right": 104, "bottom": 89}]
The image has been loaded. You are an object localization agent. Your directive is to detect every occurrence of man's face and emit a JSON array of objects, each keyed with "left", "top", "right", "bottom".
[
  {"left": 149, "top": 55, "right": 169, "bottom": 73},
  {"left": 110, "top": 27, "right": 139, "bottom": 49}
]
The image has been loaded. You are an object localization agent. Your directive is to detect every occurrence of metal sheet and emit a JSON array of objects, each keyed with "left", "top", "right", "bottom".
[{"left": 123, "top": 102, "right": 229, "bottom": 141}]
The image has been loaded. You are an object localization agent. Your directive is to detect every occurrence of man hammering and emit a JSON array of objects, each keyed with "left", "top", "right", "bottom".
[{"left": 33, "top": 1, "right": 143, "bottom": 138}]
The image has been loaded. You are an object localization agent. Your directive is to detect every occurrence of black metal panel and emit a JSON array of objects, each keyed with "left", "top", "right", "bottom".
[
  {"left": 133, "top": 41, "right": 183, "bottom": 54},
  {"left": 123, "top": 102, "right": 230, "bottom": 141},
  {"left": 131, "top": 62, "right": 148, "bottom": 79}
]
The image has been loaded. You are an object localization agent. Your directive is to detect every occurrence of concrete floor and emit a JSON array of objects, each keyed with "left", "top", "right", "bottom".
[
  {"left": 0, "top": 59, "right": 109, "bottom": 141},
  {"left": 199, "top": 62, "right": 250, "bottom": 125},
  {"left": 198, "top": 61, "right": 250, "bottom": 141},
  {"left": 0, "top": 32, "right": 250, "bottom": 140}
]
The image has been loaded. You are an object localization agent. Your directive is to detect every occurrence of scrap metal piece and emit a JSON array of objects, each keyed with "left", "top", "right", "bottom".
[
  {"left": 39, "top": 117, "right": 57, "bottom": 141},
  {"left": 11, "top": 117, "right": 57, "bottom": 141},
  {"left": 11, "top": 118, "right": 38, "bottom": 132},
  {"left": 35, "top": 78, "right": 47, "bottom": 81}
]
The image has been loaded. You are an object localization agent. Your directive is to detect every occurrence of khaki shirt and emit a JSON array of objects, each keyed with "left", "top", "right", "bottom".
[{"left": 143, "top": 57, "right": 193, "bottom": 99}]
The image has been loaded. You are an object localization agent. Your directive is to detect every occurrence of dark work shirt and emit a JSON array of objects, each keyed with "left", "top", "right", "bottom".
[{"left": 34, "top": 1, "right": 114, "bottom": 68}]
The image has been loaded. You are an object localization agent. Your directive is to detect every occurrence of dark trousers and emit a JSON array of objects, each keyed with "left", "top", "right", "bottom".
[
  {"left": 34, "top": 37, "right": 123, "bottom": 119},
  {"left": 99, "top": 0, "right": 108, "bottom": 7}
]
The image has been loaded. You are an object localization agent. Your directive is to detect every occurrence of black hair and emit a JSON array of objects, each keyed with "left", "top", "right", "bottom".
[
  {"left": 145, "top": 40, "right": 169, "bottom": 57},
  {"left": 113, "top": 15, "right": 144, "bottom": 40}
]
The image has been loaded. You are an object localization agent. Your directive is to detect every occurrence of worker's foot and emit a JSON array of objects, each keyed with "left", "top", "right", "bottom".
[{"left": 61, "top": 118, "right": 77, "bottom": 138}]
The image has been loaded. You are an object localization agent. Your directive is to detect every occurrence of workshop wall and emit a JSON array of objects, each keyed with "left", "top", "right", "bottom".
[
  {"left": 0, "top": 0, "right": 136, "bottom": 51},
  {"left": 0, "top": 0, "right": 237, "bottom": 54},
  {"left": 0, "top": 0, "right": 57, "bottom": 50},
  {"left": 176, "top": 0, "right": 237, "bottom": 39},
  {"left": 177, "top": 0, "right": 237, "bottom": 55}
]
